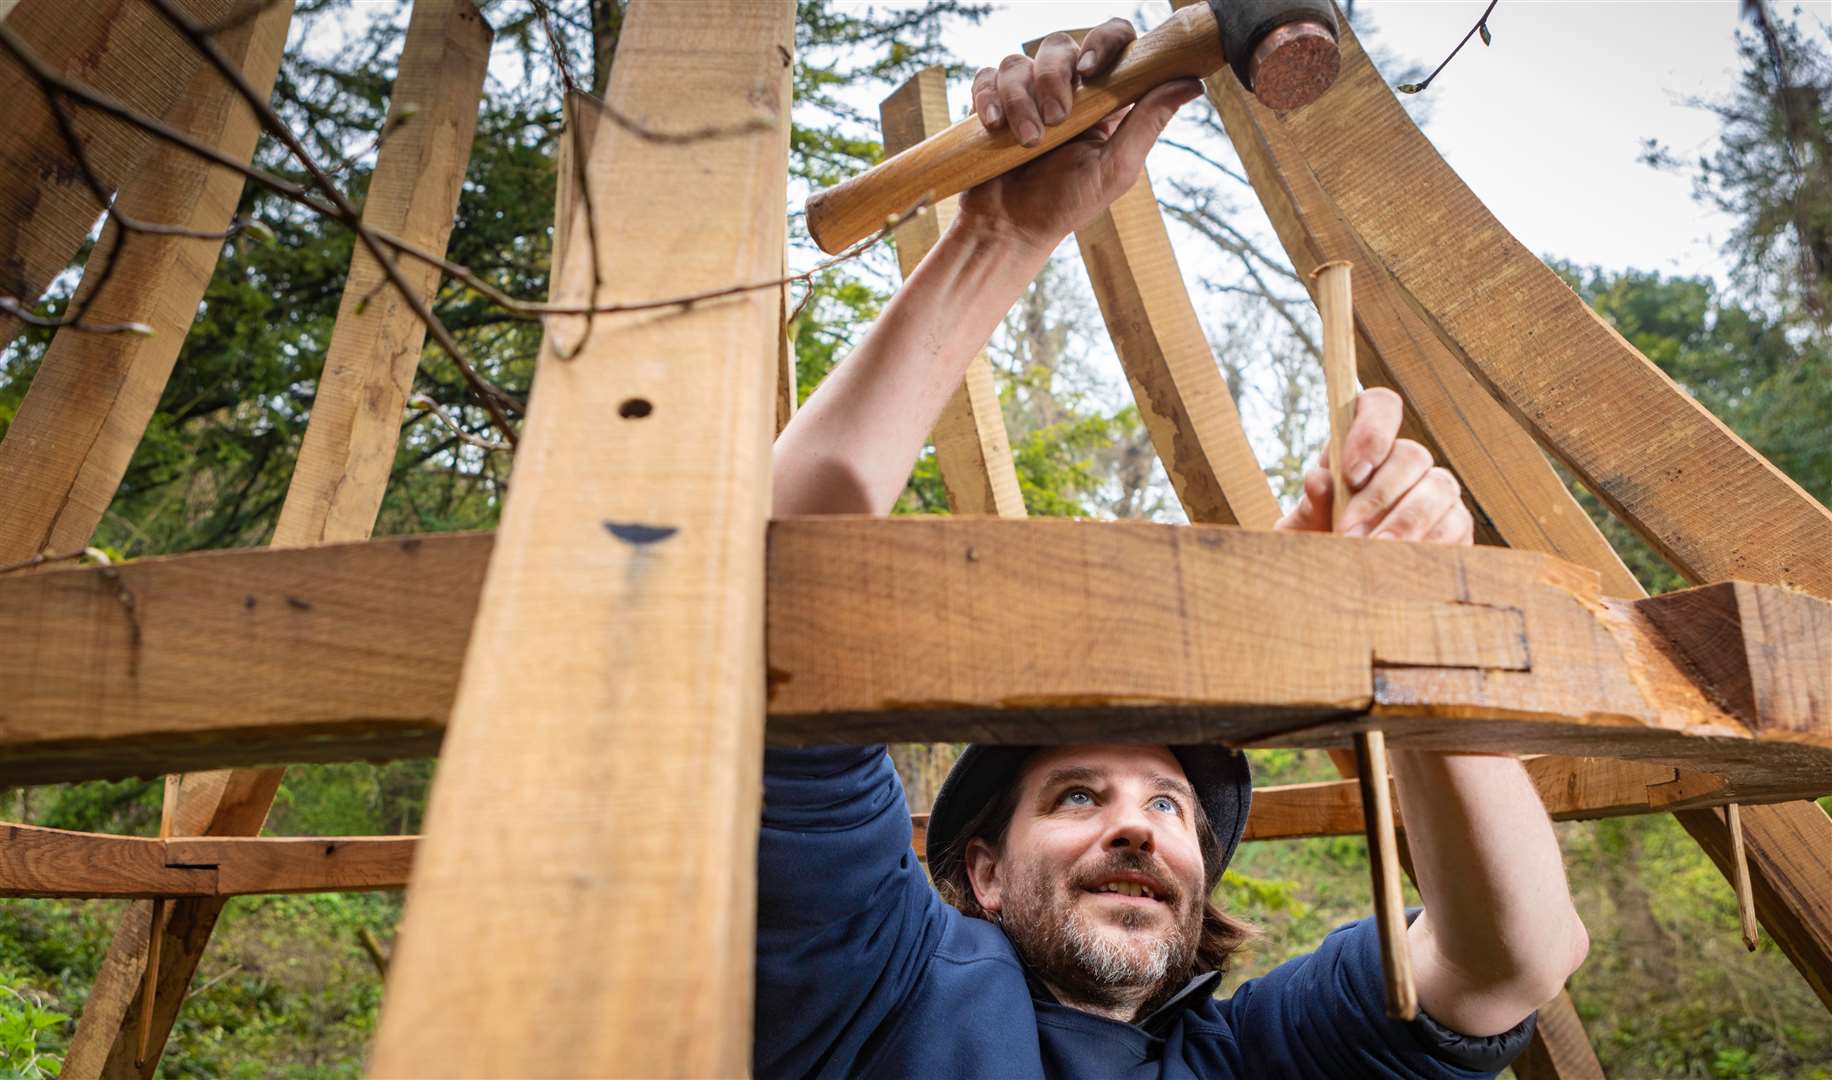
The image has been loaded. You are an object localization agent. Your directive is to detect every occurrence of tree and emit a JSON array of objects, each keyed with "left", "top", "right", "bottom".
[{"left": 1646, "top": 5, "right": 1832, "bottom": 330}]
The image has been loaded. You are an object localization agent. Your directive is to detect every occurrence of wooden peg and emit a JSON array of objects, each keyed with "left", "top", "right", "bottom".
[
  {"left": 1353, "top": 730, "right": 1417, "bottom": 1019},
  {"left": 1314, "top": 259, "right": 1417, "bottom": 1019},
  {"left": 1727, "top": 802, "right": 1759, "bottom": 951},
  {"left": 137, "top": 774, "right": 181, "bottom": 1065},
  {"left": 1310, "top": 259, "right": 1358, "bottom": 528}
]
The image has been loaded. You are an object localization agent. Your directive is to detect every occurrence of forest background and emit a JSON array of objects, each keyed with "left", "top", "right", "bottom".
[{"left": 1, "top": 0, "right": 1829, "bottom": 1076}]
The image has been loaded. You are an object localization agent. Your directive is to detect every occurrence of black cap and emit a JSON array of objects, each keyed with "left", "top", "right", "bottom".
[{"left": 924, "top": 744, "right": 1252, "bottom": 891}]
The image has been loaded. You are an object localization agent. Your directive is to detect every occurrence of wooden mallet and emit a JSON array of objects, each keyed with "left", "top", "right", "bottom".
[{"left": 804, "top": 0, "right": 1342, "bottom": 254}]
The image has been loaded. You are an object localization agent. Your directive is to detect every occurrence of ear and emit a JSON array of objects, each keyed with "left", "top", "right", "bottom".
[{"left": 964, "top": 836, "right": 1005, "bottom": 915}]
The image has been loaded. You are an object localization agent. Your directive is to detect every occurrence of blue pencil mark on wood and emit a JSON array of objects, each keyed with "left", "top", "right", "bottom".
[{"left": 604, "top": 521, "right": 679, "bottom": 545}]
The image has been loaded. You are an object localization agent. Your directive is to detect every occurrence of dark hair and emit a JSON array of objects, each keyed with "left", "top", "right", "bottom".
[{"left": 929, "top": 758, "right": 1258, "bottom": 978}]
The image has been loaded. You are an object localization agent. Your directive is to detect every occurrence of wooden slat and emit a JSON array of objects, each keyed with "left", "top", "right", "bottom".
[
  {"left": 367, "top": 2, "right": 794, "bottom": 1070},
  {"left": 1242, "top": 16, "right": 1832, "bottom": 1018},
  {"left": 0, "top": 0, "right": 232, "bottom": 352},
  {"left": 1178, "top": 0, "right": 1637, "bottom": 590},
  {"left": 1075, "top": 167, "right": 1280, "bottom": 527},
  {"left": 273, "top": 1, "right": 490, "bottom": 546},
  {"left": 59, "top": 5, "right": 493, "bottom": 1075},
  {"left": 1275, "top": 21, "right": 1832, "bottom": 598},
  {"left": 0, "top": 1, "right": 293, "bottom": 564},
  {"left": 879, "top": 67, "right": 1024, "bottom": 517},
  {"left": 0, "top": 824, "right": 413, "bottom": 898},
  {"left": 9, "top": 523, "right": 1831, "bottom": 797}
]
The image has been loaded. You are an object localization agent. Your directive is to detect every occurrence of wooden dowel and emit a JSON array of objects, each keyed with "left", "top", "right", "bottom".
[
  {"left": 1727, "top": 802, "right": 1760, "bottom": 951},
  {"left": 138, "top": 775, "right": 181, "bottom": 1065},
  {"left": 1354, "top": 730, "right": 1418, "bottom": 1019},
  {"left": 1310, "top": 259, "right": 1357, "bottom": 528}
]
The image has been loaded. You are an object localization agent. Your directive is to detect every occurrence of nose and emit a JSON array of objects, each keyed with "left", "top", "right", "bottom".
[{"left": 1102, "top": 802, "right": 1156, "bottom": 855}]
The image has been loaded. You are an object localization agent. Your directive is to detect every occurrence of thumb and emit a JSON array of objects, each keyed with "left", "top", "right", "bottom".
[
  {"left": 1099, "top": 79, "right": 1203, "bottom": 188},
  {"left": 1275, "top": 465, "right": 1334, "bottom": 533}
]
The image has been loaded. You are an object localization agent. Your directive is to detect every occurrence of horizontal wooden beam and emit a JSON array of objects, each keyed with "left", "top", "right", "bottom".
[
  {"left": 0, "top": 822, "right": 412, "bottom": 898},
  {"left": 0, "top": 755, "right": 1724, "bottom": 897},
  {"left": 2, "top": 522, "right": 1829, "bottom": 801}
]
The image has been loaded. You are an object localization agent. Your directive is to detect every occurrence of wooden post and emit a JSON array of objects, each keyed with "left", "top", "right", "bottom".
[
  {"left": 879, "top": 67, "right": 1025, "bottom": 517},
  {"left": 1193, "top": 1, "right": 1639, "bottom": 591},
  {"left": 1277, "top": 21, "right": 1832, "bottom": 599},
  {"left": 0, "top": 0, "right": 293, "bottom": 564},
  {"left": 1075, "top": 169, "right": 1281, "bottom": 527},
  {"left": 0, "top": 0, "right": 233, "bottom": 352},
  {"left": 57, "top": 3, "right": 491, "bottom": 1074},
  {"left": 367, "top": 0, "right": 793, "bottom": 1071},
  {"left": 1241, "top": 12, "right": 1832, "bottom": 1017}
]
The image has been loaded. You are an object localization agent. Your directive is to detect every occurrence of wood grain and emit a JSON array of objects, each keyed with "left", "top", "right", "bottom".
[
  {"left": 58, "top": 9, "right": 491, "bottom": 1073},
  {"left": 272, "top": 0, "right": 490, "bottom": 547},
  {"left": 7, "top": 522, "right": 1832, "bottom": 800},
  {"left": 1275, "top": 21, "right": 1832, "bottom": 598},
  {"left": 1183, "top": 0, "right": 1638, "bottom": 590},
  {"left": 0, "top": 826, "right": 415, "bottom": 899},
  {"left": 879, "top": 67, "right": 1024, "bottom": 517},
  {"left": 0, "top": 0, "right": 233, "bottom": 352},
  {"left": 1075, "top": 168, "right": 1280, "bottom": 527},
  {"left": 367, "top": 2, "right": 794, "bottom": 1071},
  {"left": 0, "top": 1, "right": 293, "bottom": 564},
  {"left": 805, "top": 2, "right": 1223, "bottom": 253}
]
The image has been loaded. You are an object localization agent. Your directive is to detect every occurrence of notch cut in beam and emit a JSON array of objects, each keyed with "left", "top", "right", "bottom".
[
  {"left": 0, "top": 823, "right": 413, "bottom": 899},
  {"left": 3, "top": 521, "right": 1830, "bottom": 799}
]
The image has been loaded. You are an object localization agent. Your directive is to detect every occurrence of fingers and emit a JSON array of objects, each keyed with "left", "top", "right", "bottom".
[
  {"left": 997, "top": 54, "right": 1045, "bottom": 146},
  {"left": 1421, "top": 499, "right": 1476, "bottom": 546},
  {"left": 1097, "top": 78, "right": 1202, "bottom": 189},
  {"left": 1275, "top": 465, "right": 1334, "bottom": 533},
  {"left": 972, "top": 67, "right": 1003, "bottom": 129},
  {"left": 1076, "top": 18, "right": 1137, "bottom": 77},
  {"left": 1369, "top": 467, "right": 1466, "bottom": 543},
  {"left": 1338, "top": 438, "right": 1432, "bottom": 537},
  {"left": 975, "top": 19, "right": 1137, "bottom": 139},
  {"left": 1339, "top": 387, "right": 1403, "bottom": 490},
  {"left": 1032, "top": 32, "right": 1077, "bottom": 127}
]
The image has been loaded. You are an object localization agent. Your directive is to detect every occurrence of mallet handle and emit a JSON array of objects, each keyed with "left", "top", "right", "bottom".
[{"left": 803, "top": 3, "right": 1224, "bottom": 254}]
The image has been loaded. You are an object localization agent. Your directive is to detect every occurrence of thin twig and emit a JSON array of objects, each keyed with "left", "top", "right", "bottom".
[
  {"left": 1396, "top": 0, "right": 1500, "bottom": 95},
  {"left": 409, "top": 393, "right": 513, "bottom": 452},
  {"left": 144, "top": 0, "right": 524, "bottom": 446},
  {"left": 0, "top": 546, "right": 109, "bottom": 576}
]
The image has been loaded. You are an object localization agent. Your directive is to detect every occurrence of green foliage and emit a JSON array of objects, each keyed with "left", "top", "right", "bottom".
[{"left": 0, "top": 980, "right": 68, "bottom": 1078}]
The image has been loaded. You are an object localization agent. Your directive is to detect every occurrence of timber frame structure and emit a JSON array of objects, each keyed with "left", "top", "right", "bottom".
[{"left": 1, "top": 0, "right": 1829, "bottom": 1076}]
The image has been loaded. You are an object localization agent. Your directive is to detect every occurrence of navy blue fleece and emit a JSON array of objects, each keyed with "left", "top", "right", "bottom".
[{"left": 756, "top": 745, "right": 1534, "bottom": 1079}]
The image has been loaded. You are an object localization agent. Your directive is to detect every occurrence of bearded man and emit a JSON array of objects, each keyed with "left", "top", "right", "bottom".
[{"left": 759, "top": 22, "right": 1589, "bottom": 1079}]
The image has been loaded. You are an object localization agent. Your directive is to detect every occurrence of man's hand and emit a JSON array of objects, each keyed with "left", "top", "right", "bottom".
[
  {"left": 957, "top": 21, "right": 1201, "bottom": 255},
  {"left": 1274, "top": 387, "right": 1474, "bottom": 544}
]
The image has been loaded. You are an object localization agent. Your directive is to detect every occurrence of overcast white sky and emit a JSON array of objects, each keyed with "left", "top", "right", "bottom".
[{"left": 879, "top": 0, "right": 1764, "bottom": 284}]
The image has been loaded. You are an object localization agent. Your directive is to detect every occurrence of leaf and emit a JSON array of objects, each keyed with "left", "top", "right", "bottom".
[
  {"left": 1479, "top": 22, "right": 1492, "bottom": 46},
  {"left": 1396, "top": 82, "right": 1423, "bottom": 94}
]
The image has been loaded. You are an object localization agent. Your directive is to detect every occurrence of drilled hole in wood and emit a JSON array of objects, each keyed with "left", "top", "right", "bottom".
[{"left": 619, "top": 398, "right": 653, "bottom": 419}]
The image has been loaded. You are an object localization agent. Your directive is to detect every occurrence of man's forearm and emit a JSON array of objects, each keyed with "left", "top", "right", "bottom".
[
  {"left": 772, "top": 215, "right": 1051, "bottom": 517},
  {"left": 1394, "top": 750, "right": 1589, "bottom": 1036}
]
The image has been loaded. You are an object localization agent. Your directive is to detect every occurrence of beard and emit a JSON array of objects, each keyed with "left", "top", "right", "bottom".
[{"left": 998, "top": 848, "right": 1203, "bottom": 1017}]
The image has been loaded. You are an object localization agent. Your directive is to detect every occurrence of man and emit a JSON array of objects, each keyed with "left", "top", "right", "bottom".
[{"left": 762, "top": 22, "right": 1589, "bottom": 1078}]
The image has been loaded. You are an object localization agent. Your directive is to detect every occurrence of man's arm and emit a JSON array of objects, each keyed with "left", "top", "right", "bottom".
[
  {"left": 773, "top": 28, "right": 1199, "bottom": 517},
  {"left": 1277, "top": 389, "right": 1590, "bottom": 1037}
]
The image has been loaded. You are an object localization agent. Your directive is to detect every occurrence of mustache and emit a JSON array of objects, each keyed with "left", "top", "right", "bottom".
[{"left": 1070, "top": 849, "right": 1182, "bottom": 908}]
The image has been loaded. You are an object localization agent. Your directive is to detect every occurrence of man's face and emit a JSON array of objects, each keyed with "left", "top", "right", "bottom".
[{"left": 965, "top": 745, "right": 1208, "bottom": 1008}]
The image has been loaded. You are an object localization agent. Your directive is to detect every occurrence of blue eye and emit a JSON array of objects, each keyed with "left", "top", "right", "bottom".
[
  {"left": 1060, "top": 790, "right": 1093, "bottom": 807},
  {"left": 1150, "top": 796, "right": 1180, "bottom": 814}
]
